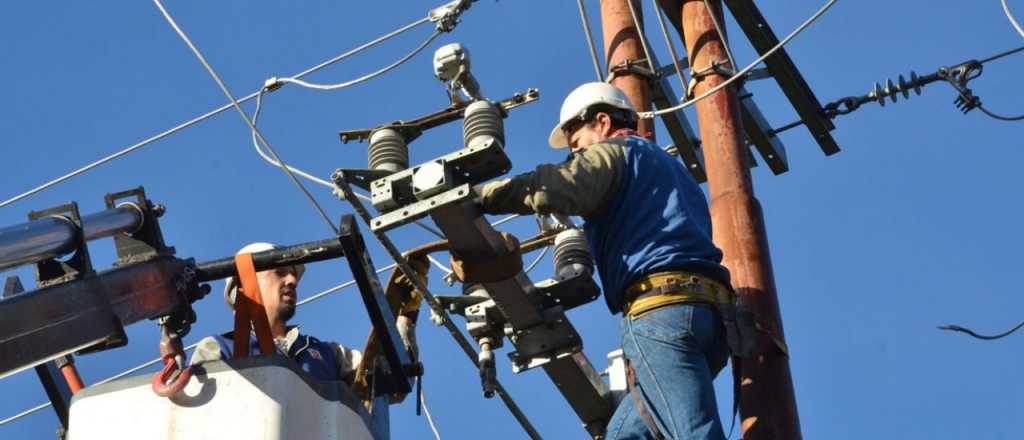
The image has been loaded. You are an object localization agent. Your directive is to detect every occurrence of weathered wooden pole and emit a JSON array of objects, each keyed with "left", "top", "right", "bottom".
[
  {"left": 599, "top": 0, "right": 656, "bottom": 139},
  {"left": 674, "top": 0, "right": 802, "bottom": 438}
]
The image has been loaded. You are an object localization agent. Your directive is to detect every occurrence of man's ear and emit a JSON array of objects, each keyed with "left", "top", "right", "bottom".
[{"left": 597, "top": 113, "right": 615, "bottom": 136}]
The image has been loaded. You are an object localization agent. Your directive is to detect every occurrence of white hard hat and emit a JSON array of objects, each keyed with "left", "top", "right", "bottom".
[
  {"left": 548, "top": 82, "right": 636, "bottom": 149},
  {"left": 223, "top": 242, "right": 305, "bottom": 308}
]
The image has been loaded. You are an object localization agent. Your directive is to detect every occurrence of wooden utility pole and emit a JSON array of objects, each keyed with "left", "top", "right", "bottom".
[
  {"left": 599, "top": 0, "right": 655, "bottom": 139},
  {"left": 671, "top": 0, "right": 802, "bottom": 438}
]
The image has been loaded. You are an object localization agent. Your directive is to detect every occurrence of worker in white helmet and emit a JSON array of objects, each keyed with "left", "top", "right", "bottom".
[
  {"left": 189, "top": 242, "right": 370, "bottom": 385},
  {"left": 471, "top": 82, "right": 737, "bottom": 439}
]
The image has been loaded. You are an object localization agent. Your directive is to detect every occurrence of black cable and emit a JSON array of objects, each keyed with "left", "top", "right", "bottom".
[
  {"left": 937, "top": 319, "right": 1024, "bottom": 340},
  {"left": 979, "top": 45, "right": 1024, "bottom": 65},
  {"left": 978, "top": 105, "right": 1024, "bottom": 121}
]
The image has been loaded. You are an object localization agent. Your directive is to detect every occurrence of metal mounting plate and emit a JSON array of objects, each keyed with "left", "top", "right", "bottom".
[
  {"left": 367, "top": 184, "right": 474, "bottom": 233},
  {"left": 739, "top": 88, "right": 789, "bottom": 174},
  {"left": 507, "top": 309, "right": 583, "bottom": 373},
  {"left": 531, "top": 270, "right": 601, "bottom": 311}
]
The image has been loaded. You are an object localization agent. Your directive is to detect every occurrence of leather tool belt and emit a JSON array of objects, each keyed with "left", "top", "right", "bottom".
[{"left": 624, "top": 270, "right": 756, "bottom": 358}]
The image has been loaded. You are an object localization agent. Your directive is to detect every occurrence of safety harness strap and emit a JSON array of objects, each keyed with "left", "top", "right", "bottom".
[
  {"left": 626, "top": 359, "right": 667, "bottom": 440},
  {"left": 233, "top": 252, "right": 276, "bottom": 358}
]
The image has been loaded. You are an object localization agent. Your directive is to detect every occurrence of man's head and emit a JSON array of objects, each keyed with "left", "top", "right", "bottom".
[
  {"left": 548, "top": 82, "right": 638, "bottom": 153},
  {"left": 223, "top": 242, "right": 306, "bottom": 326}
]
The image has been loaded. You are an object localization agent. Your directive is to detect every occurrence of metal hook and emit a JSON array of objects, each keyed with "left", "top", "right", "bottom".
[{"left": 151, "top": 354, "right": 192, "bottom": 397}]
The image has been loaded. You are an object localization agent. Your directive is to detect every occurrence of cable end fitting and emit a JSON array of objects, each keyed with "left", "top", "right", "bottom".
[{"left": 263, "top": 77, "right": 284, "bottom": 93}]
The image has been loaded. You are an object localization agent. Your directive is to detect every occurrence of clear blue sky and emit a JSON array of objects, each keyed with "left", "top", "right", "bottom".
[{"left": 2, "top": 1, "right": 1022, "bottom": 438}]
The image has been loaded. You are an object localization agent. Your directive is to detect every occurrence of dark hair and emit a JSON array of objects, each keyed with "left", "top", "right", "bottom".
[{"left": 583, "top": 103, "right": 637, "bottom": 131}]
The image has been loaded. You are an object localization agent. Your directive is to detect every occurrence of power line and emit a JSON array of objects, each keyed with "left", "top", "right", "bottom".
[
  {"left": 248, "top": 89, "right": 447, "bottom": 239},
  {"left": 979, "top": 44, "right": 1024, "bottom": 64},
  {"left": 978, "top": 104, "right": 1024, "bottom": 121},
  {"left": 638, "top": 0, "right": 840, "bottom": 119},
  {"left": 272, "top": 30, "right": 442, "bottom": 91},
  {"left": 650, "top": 0, "right": 690, "bottom": 96},
  {"left": 938, "top": 318, "right": 1024, "bottom": 340},
  {"left": 420, "top": 388, "right": 443, "bottom": 440},
  {"left": 576, "top": 0, "right": 604, "bottom": 82},
  {"left": 0, "top": 6, "right": 440, "bottom": 210},
  {"left": 624, "top": 0, "right": 658, "bottom": 74},
  {"left": 1003, "top": 0, "right": 1024, "bottom": 39},
  {"left": 153, "top": 0, "right": 339, "bottom": 234}
]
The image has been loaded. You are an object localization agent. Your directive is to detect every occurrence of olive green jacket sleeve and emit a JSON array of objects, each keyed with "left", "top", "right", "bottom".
[{"left": 478, "top": 141, "right": 626, "bottom": 218}]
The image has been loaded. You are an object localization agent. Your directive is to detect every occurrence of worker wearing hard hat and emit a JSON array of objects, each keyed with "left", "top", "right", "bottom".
[
  {"left": 190, "top": 242, "right": 367, "bottom": 384},
  {"left": 473, "top": 83, "right": 735, "bottom": 440}
]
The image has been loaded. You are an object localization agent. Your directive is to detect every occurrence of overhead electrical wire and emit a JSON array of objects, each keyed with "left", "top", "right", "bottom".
[
  {"left": 0, "top": 3, "right": 443, "bottom": 210},
  {"left": 1002, "top": 0, "right": 1024, "bottom": 39},
  {"left": 650, "top": 0, "right": 690, "bottom": 96},
  {"left": 638, "top": 0, "right": 840, "bottom": 119},
  {"left": 978, "top": 104, "right": 1024, "bottom": 121},
  {"left": 420, "top": 390, "right": 443, "bottom": 440},
  {"left": 624, "top": 0, "right": 658, "bottom": 74},
  {"left": 272, "top": 29, "right": 443, "bottom": 91},
  {"left": 153, "top": 0, "right": 340, "bottom": 234},
  {"left": 938, "top": 318, "right": 1024, "bottom": 340},
  {"left": 249, "top": 89, "right": 447, "bottom": 239},
  {"left": 576, "top": 0, "right": 604, "bottom": 82}
]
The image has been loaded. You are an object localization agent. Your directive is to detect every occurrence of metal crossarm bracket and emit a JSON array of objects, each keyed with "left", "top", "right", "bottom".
[
  {"left": 739, "top": 88, "right": 789, "bottom": 174},
  {"left": 646, "top": 51, "right": 707, "bottom": 181},
  {"left": 336, "top": 136, "right": 510, "bottom": 215},
  {"left": 338, "top": 215, "right": 414, "bottom": 395},
  {"left": 722, "top": 0, "right": 840, "bottom": 155},
  {"left": 531, "top": 270, "right": 601, "bottom": 311},
  {"left": 339, "top": 88, "right": 539, "bottom": 144},
  {"left": 507, "top": 307, "right": 582, "bottom": 372}
]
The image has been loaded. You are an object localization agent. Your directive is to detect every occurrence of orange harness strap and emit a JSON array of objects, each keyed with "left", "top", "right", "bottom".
[{"left": 233, "top": 253, "right": 276, "bottom": 358}]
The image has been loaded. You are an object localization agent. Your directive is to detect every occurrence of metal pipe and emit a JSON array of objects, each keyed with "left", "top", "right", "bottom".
[
  {"left": 0, "top": 205, "right": 144, "bottom": 272},
  {"left": 81, "top": 204, "right": 144, "bottom": 241},
  {"left": 600, "top": 0, "right": 657, "bottom": 139},
  {"left": 194, "top": 237, "right": 346, "bottom": 282},
  {"left": 677, "top": 1, "right": 802, "bottom": 438}
]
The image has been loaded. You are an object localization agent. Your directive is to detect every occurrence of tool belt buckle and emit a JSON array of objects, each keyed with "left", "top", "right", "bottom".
[{"left": 681, "top": 276, "right": 703, "bottom": 294}]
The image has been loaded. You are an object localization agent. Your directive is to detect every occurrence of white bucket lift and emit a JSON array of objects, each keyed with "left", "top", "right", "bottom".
[{"left": 67, "top": 356, "right": 380, "bottom": 440}]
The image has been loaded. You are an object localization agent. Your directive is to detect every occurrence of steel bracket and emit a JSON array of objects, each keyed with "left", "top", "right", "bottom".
[
  {"left": 531, "top": 269, "right": 601, "bottom": 311},
  {"left": 507, "top": 308, "right": 583, "bottom": 373},
  {"left": 28, "top": 202, "right": 93, "bottom": 287},
  {"left": 104, "top": 187, "right": 173, "bottom": 266},
  {"left": 739, "top": 88, "right": 789, "bottom": 174},
  {"left": 339, "top": 88, "right": 539, "bottom": 144},
  {"left": 370, "top": 183, "right": 474, "bottom": 233}
]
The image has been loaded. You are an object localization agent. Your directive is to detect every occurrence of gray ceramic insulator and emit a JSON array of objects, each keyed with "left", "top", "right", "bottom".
[
  {"left": 368, "top": 128, "right": 409, "bottom": 173},
  {"left": 553, "top": 229, "right": 594, "bottom": 279},
  {"left": 463, "top": 100, "right": 505, "bottom": 149}
]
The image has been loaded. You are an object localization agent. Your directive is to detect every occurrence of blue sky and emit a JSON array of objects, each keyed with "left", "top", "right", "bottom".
[{"left": 2, "top": 1, "right": 1023, "bottom": 438}]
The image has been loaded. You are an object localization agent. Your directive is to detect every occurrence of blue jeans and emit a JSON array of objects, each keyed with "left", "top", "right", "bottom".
[{"left": 606, "top": 303, "right": 730, "bottom": 440}]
